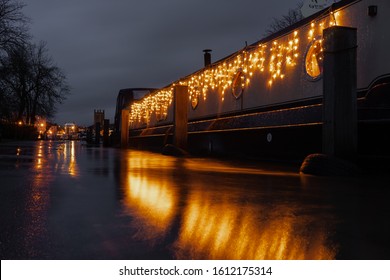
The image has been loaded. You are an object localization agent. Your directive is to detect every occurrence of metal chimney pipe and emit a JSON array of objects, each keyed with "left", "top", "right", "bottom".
[{"left": 203, "top": 49, "right": 212, "bottom": 67}]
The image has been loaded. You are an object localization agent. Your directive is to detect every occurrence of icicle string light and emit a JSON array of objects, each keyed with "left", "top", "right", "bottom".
[
  {"left": 129, "top": 88, "right": 174, "bottom": 126},
  {"left": 129, "top": 11, "right": 339, "bottom": 126}
]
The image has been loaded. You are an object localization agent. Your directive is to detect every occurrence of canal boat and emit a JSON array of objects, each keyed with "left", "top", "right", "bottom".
[{"left": 117, "top": 0, "right": 390, "bottom": 159}]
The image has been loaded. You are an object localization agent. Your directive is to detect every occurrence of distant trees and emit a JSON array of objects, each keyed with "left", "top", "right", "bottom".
[
  {"left": 0, "top": 0, "right": 69, "bottom": 125},
  {"left": 265, "top": 2, "right": 304, "bottom": 36}
]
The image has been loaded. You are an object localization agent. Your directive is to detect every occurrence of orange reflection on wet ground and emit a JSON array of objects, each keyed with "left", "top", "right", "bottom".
[
  {"left": 174, "top": 188, "right": 335, "bottom": 260},
  {"left": 126, "top": 151, "right": 177, "bottom": 170},
  {"left": 184, "top": 157, "right": 298, "bottom": 177},
  {"left": 121, "top": 153, "right": 178, "bottom": 239},
  {"left": 2, "top": 142, "right": 389, "bottom": 259},
  {"left": 119, "top": 151, "right": 335, "bottom": 260},
  {"left": 123, "top": 173, "right": 177, "bottom": 237},
  {"left": 21, "top": 141, "right": 54, "bottom": 257},
  {"left": 55, "top": 141, "right": 79, "bottom": 177}
]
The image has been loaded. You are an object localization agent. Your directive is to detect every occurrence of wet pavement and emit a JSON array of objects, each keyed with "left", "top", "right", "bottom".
[{"left": 0, "top": 140, "right": 389, "bottom": 260}]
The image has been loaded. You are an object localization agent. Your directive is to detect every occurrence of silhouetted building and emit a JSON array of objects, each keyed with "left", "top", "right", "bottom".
[{"left": 94, "top": 109, "right": 105, "bottom": 126}]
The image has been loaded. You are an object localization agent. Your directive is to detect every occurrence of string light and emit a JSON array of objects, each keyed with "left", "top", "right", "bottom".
[
  {"left": 129, "top": 88, "right": 174, "bottom": 126},
  {"left": 129, "top": 11, "right": 341, "bottom": 126}
]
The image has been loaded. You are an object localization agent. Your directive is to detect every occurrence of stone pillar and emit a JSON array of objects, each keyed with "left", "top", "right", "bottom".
[
  {"left": 121, "top": 109, "right": 129, "bottom": 148},
  {"left": 322, "top": 26, "right": 357, "bottom": 160},
  {"left": 173, "top": 85, "right": 188, "bottom": 150}
]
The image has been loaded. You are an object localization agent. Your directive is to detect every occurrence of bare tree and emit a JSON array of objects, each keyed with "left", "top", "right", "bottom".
[
  {"left": 0, "top": 0, "right": 30, "bottom": 122},
  {"left": 29, "top": 41, "right": 69, "bottom": 124},
  {"left": 0, "top": 1, "right": 69, "bottom": 124},
  {"left": 0, "top": 43, "right": 31, "bottom": 122},
  {"left": 264, "top": 2, "right": 304, "bottom": 36},
  {"left": 1, "top": 41, "right": 69, "bottom": 124},
  {"left": 0, "top": 0, "right": 29, "bottom": 51}
]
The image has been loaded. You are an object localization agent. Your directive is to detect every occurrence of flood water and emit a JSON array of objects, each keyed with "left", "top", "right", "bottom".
[{"left": 1, "top": 140, "right": 389, "bottom": 260}]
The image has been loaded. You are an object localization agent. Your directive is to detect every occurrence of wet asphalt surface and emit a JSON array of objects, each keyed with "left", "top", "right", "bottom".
[{"left": 1, "top": 141, "right": 389, "bottom": 259}]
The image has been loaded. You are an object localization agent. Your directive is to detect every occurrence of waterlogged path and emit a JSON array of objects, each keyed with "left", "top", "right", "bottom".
[{"left": 1, "top": 141, "right": 389, "bottom": 259}]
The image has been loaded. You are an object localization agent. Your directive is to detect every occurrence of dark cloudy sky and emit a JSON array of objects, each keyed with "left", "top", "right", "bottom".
[{"left": 23, "top": 0, "right": 298, "bottom": 126}]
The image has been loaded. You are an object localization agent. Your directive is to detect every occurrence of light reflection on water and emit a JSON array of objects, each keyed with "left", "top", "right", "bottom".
[
  {"left": 20, "top": 141, "right": 81, "bottom": 257},
  {"left": 59, "top": 140, "right": 79, "bottom": 177},
  {"left": 174, "top": 190, "right": 334, "bottom": 260},
  {"left": 120, "top": 150, "right": 336, "bottom": 260},
  {"left": 124, "top": 173, "right": 177, "bottom": 238},
  {"left": 5, "top": 141, "right": 388, "bottom": 259},
  {"left": 22, "top": 141, "right": 54, "bottom": 257}
]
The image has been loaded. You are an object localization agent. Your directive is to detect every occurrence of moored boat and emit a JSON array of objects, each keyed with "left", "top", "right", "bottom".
[{"left": 117, "top": 0, "right": 390, "bottom": 159}]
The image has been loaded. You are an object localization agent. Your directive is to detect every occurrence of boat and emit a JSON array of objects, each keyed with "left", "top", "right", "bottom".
[{"left": 116, "top": 0, "right": 390, "bottom": 159}]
